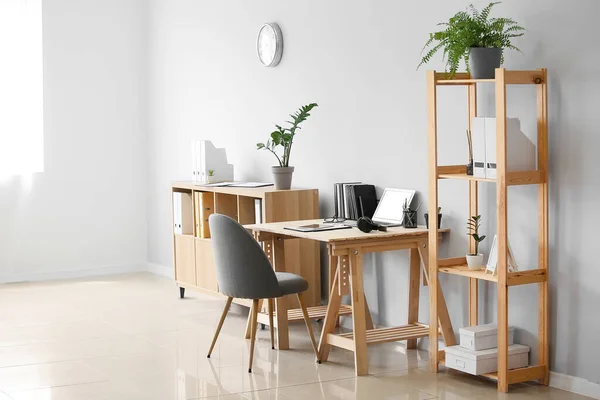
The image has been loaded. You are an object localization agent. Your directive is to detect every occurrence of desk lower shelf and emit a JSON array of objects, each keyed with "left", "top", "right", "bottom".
[
  {"left": 326, "top": 323, "right": 436, "bottom": 351},
  {"left": 257, "top": 304, "right": 353, "bottom": 326}
]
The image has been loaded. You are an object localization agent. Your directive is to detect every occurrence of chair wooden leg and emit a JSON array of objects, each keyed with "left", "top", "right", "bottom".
[
  {"left": 248, "top": 298, "right": 259, "bottom": 373},
  {"left": 268, "top": 298, "right": 275, "bottom": 350},
  {"left": 297, "top": 292, "right": 320, "bottom": 363},
  {"left": 207, "top": 296, "right": 233, "bottom": 358}
]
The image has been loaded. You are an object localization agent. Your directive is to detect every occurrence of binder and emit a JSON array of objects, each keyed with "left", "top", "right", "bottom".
[
  {"left": 472, "top": 117, "right": 487, "bottom": 178},
  {"left": 254, "top": 199, "right": 263, "bottom": 224},
  {"left": 485, "top": 118, "right": 497, "bottom": 179},
  {"left": 194, "top": 192, "right": 201, "bottom": 237},
  {"left": 173, "top": 192, "right": 181, "bottom": 234},
  {"left": 472, "top": 117, "right": 535, "bottom": 179},
  {"left": 195, "top": 192, "right": 214, "bottom": 238},
  {"left": 351, "top": 184, "right": 377, "bottom": 218},
  {"left": 191, "top": 140, "right": 198, "bottom": 182},
  {"left": 181, "top": 192, "right": 194, "bottom": 235}
]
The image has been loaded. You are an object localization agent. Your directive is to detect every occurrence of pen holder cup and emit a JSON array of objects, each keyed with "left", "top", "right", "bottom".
[
  {"left": 424, "top": 213, "right": 442, "bottom": 229},
  {"left": 402, "top": 210, "right": 418, "bottom": 229}
]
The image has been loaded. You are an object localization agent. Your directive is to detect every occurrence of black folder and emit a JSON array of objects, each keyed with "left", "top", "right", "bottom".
[{"left": 352, "top": 184, "right": 377, "bottom": 219}]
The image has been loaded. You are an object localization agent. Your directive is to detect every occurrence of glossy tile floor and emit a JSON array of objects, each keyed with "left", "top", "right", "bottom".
[{"left": 0, "top": 273, "right": 591, "bottom": 399}]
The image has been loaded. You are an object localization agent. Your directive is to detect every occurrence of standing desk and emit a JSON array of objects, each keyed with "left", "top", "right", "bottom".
[{"left": 247, "top": 219, "right": 456, "bottom": 376}]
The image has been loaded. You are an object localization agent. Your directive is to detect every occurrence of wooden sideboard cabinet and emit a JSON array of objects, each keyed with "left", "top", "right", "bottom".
[{"left": 171, "top": 182, "right": 321, "bottom": 309}]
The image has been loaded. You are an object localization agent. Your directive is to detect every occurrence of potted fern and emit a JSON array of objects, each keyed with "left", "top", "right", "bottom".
[
  {"left": 257, "top": 103, "right": 318, "bottom": 190},
  {"left": 467, "top": 215, "right": 486, "bottom": 270},
  {"left": 418, "top": 2, "right": 525, "bottom": 79}
]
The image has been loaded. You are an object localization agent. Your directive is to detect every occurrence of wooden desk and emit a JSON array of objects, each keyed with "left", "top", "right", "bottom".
[{"left": 247, "top": 219, "right": 456, "bottom": 376}]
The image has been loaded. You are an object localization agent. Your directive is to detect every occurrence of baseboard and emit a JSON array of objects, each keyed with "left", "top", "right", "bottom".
[
  {"left": 550, "top": 371, "right": 600, "bottom": 399},
  {"left": 0, "top": 263, "right": 147, "bottom": 284},
  {"left": 146, "top": 262, "right": 174, "bottom": 279}
]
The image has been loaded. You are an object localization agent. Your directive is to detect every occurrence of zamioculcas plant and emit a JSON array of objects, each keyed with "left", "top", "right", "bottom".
[
  {"left": 467, "top": 215, "right": 486, "bottom": 255},
  {"left": 257, "top": 103, "right": 318, "bottom": 168},
  {"left": 257, "top": 103, "right": 318, "bottom": 190}
]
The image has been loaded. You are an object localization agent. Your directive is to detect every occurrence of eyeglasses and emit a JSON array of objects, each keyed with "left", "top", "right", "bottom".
[{"left": 323, "top": 215, "right": 346, "bottom": 224}]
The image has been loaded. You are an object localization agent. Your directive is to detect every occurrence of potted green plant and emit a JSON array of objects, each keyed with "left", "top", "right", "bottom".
[
  {"left": 467, "top": 215, "right": 486, "bottom": 270},
  {"left": 257, "top": 103, "right": 318, "bottom": 190},
  {"left": 418, "top": 2, "right": 525, "bottom": 79},
  {"left": 207, "top": 169, "right": 215, "bottom": 183},
  {"left": 424, "top": 207, "right": 442, "bottom": 229}
]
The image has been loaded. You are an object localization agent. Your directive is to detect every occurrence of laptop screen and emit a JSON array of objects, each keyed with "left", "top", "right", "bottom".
[{"left": 372, "top": 189, "right": 415, "bottom": 224}]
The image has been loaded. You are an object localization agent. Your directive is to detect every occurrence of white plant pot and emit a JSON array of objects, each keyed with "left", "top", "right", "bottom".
[
  {"left": 272, "top": 166, "right": 294, "bottom": 190},
  {"left": 466, "top": 253, "right": 484, "bottom": 270}
]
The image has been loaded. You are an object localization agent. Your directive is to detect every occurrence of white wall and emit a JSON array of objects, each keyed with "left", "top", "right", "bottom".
[
  {"left": 145, "top": 0, "right": 600, "bottom": 386},
  {"left": 0, "top": 0, "right": 148, "bottom": 281}
]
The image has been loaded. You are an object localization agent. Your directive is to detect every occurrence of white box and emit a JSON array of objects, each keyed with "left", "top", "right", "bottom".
[
  {"left": 445, "top": 344, "right": 529, "bottom": 376},
  {"left": 471, "top": 117, "right": 536, "bottom": 179},
  {"left": 459, "top": 323, "right": 514, "bottom": 351}
]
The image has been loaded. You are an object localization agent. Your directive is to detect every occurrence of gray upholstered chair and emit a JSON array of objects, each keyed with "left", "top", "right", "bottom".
[{"left": 206, "top": 214, "right": 319, "bottom": 372}]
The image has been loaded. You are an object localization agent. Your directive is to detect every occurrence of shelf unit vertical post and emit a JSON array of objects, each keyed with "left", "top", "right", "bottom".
[
  {"left": 537, "top": 68, "right": 550, "bottom": 385},
  {"left": 495, "top": 68, "right": 510, "bottom": 392},
  {"left": 468, "top": 82, "right": 479, "bottom": 327},
  {"left": 426, "top": 70, "right": 440, "bottom": 372}
]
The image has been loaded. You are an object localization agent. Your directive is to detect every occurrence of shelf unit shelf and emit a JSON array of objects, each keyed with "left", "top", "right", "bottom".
[
  {"left": 437, "top": 167, "right": 545, "bottom": 186},
  {"left": 438, "top": 265, "right": 547, "bottom": 286},
  {"left": 426, "top": 68, "right": 549, "bottom": 393},
  {"left": 437, "top": 173, "right": 496, "bottom": 183}
]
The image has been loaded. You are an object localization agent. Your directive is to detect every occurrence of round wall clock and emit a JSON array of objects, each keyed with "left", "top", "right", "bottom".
[{"left": 257, "top": 23, "right": 283, "bottom": 67}]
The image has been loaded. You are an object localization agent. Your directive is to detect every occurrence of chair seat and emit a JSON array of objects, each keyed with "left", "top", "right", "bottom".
[{"left": 275, "top": 272, "right": 308, "bottom": 295}]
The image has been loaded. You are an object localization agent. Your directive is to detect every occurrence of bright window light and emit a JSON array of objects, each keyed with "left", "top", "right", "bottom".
[{"left": 0, "top": 0, "right": 44, "bottom": 177}]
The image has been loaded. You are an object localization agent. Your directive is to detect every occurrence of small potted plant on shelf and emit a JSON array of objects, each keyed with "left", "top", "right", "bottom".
[
  {"left": 257, "top": 103, "right": 318, "bottom": 190},
  {"left": 424, "top": 207, "right": 442, "bottom": 229},
  {"left": 207, "top": 169, "right": 215, "bottom": 183},
  {"left": 417, "top": 2, "right": 525, "bottom": 79},
  {"left": 467, "top": 215, "right": 486, "bottom": 270}
]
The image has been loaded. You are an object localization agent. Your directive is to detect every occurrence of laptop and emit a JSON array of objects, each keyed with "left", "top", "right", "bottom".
[{"left": 345, "top": 188, "right": 415, "bottom": 228}]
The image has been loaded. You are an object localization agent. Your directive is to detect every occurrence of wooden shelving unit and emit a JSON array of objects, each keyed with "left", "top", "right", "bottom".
[
  {"left": 171, "top": 182, "right": 321, "bottom": 310},
  {"left": 426, "top": 69, "right": 549, "bottom": 393}
]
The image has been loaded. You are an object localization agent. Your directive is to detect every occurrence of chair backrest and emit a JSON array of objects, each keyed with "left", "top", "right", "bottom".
[{"left": 209, "top": 214, "right": 283, "bottom": 299}]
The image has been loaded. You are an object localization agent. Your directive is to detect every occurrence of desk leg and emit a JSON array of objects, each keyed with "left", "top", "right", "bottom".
[
  {"left": 349, "top": 250, "right": 368, "bottom": 376},
  {"left": 364, "top": 295, "right": 375, "bottom": 330},
  {"left": 318, "top": 262, "right": 343, "bottom": 362},
  {"left": 328, "top": 249, "right": 340, "bottom": 328},
  {"left": 418, "top": 246, "right": 457, "bottom": 347},
  {"left": 272, "top": 236, "right": 289, "bottom": 350},
  {"left": 407, "top": 247, "right": 421, "bottom": 349}
]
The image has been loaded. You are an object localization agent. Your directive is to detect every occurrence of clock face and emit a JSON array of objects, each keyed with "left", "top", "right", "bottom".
[{"left": 257, "top": 23, "right": 283, "bottom": 67}]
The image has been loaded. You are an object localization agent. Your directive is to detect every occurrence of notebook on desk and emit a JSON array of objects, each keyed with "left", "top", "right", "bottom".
[{"left": 284, "top": 223, "right": 351, "bottom": 233}]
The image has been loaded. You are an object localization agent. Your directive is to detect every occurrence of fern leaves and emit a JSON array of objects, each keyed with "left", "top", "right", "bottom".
[{"left": 418, "top": 2, "right": 525, "bottom": 79}]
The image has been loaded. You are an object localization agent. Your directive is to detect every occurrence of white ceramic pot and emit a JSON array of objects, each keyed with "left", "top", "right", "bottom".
[
  {"left": 466, "top": 253, "right": 484, "bottom": 270},
  {"left": 272, "top": 166, "right": 294, "bottom": 190}
]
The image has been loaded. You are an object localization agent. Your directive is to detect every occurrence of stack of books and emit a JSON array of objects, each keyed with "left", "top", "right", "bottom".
[{"left": 333, "top": 182, "right": 377, "bottom": 220}]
